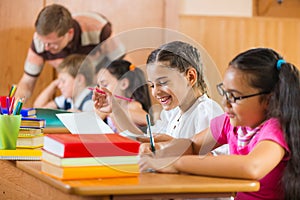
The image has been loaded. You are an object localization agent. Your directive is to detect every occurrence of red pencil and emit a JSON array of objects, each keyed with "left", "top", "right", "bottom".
[{"left": 88, "top": 87, "right": 133, "bottom": 102}]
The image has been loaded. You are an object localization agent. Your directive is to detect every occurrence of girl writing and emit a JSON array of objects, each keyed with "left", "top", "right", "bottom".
[
  {"left": 139, "top": 48, "right": 300, "bottom": 200},
  {"left": 93, "top": 41, "right": 224, "bottom": 143}
]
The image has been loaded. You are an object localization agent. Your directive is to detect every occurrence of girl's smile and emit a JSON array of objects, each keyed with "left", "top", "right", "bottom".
[{"left": 147, "top": 63, "right": 190, "bottom": 111}]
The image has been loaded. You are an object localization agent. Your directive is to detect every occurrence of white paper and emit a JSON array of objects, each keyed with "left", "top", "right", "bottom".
[
  {"left": 56, "top": 112, "right": 114, "bottom": 134},
  {"left": 119, "top": 130, "right": 148, "bottom": 141}
]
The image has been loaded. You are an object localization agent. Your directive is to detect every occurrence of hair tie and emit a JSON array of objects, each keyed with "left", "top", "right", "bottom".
[
  {"left": 129, "top": 64, "right": 135, "bottom": 71},
  {"left": 276, "top": 59, "right": 286, "bottom": 70}
]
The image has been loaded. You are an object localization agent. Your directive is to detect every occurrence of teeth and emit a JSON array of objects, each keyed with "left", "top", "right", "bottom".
[{"left": 158, "top": 97, "right": 168, "bottom": 102}]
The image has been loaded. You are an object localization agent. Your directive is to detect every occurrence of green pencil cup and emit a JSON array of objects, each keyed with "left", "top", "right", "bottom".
[{"left": 0, "top": 115, "right": 21, "bottom": 150}]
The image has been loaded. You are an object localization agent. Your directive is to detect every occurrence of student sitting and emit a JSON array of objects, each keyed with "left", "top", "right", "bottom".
[
  {"left": 92, "top": 41, "right": 224, "bottom": 143},
  {"left": 94, "top": 59, "right": 152, "bottom": 133},
  {"left": 139, "top": 48, "right": 300, "bottom": 200},
  {"left": 34, "top": 54, "right": 95, "bottom": 112}
]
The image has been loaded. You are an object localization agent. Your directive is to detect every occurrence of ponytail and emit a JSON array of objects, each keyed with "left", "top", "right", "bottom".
[{"left": 270, "top": 62, "right": 300, "bottom": 200}]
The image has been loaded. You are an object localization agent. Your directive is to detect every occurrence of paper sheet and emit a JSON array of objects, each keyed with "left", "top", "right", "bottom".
[{"left": 56, "top": 112, "right": 114, "bottom": 134}]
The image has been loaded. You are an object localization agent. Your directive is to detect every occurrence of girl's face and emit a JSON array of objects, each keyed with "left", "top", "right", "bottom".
[
  {"left": 147, "top": 62, "right": 191, "bottom": 111},
  {"left": 57, "top": 72, "right": 75, "bottom": 98},
  {"left": 97, "top": 68, "right": 122, "bottom": 95},
  {"left": 221, "top": 67, "right": 269, "bottom": 128}
]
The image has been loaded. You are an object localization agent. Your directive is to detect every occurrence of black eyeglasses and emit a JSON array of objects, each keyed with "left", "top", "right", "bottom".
[{"left": 217, "top": 83, "right": 269, "bottom": 103}]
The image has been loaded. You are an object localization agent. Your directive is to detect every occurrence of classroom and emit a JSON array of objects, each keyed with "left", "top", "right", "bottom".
[{"left": 0, "top": 0, "right": 300, "bottom": 199}]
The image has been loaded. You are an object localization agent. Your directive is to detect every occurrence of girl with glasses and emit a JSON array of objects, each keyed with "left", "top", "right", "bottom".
[{"left": 139, "top": 48, "right": 300, "bottom": 200}]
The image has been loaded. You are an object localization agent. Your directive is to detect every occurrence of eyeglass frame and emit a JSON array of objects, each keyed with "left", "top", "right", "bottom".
[
  {"left": 216, "top": 83, "right": 270, "bottom": 103},
  {"left": 40, "top": 32, "right": 68, "bottom": 49}
]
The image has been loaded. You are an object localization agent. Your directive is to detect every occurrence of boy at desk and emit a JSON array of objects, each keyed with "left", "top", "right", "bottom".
[
  {"left": 34, "top": 54, "right": 94, "bottom": 112},
  {"left": 139, "top": 48, "right": 300, "bottom": 200}
]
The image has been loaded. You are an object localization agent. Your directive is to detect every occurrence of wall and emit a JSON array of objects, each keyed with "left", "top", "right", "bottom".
[
  {"left": 1, "top": 0, "right": 300, "bottom": 107},
  {"left": 0, "top": 0, "right": 166, "bottom": 107}
]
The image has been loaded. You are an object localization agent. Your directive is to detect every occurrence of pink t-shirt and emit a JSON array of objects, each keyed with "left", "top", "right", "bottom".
[{"left": 211, "top": 114, "right": 290, "bottom": 200}]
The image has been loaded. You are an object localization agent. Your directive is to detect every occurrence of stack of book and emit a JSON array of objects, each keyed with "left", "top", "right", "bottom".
[
  {"left": 41, "top": 133, "right": 141, "bottom": 180},
  {"left": 18, "top": 117, "right": 46, "bottom": 149}
]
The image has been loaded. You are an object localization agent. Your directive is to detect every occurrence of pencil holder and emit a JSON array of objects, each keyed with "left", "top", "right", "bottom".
[{"left": 0, "top": 115, "right": 21, "bottom": 150}]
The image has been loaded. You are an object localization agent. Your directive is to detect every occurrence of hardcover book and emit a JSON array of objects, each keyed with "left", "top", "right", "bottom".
[
  {"left": 21, "top": 117, "right": 46, "bottom": 128},
  {"left": 19, "top": 128, "right": 43, "bottom": 137},
  {"left": 17, "top": 135, "right": 44, "bottom": 148},
  {"left": 2, "top": 107, "right": 36, "bottom": 117},
  {"left": 43, "top": 134, "right": 141, "bottom": 158},
  {"left": 35, "top": 108, "right": 70, "bottom": 127},
  {"left": 42, "top": 150, "right": 139, "bottom": 167},
  {"left": 41, "top": 161, "right": 139, "bottom": 180}
]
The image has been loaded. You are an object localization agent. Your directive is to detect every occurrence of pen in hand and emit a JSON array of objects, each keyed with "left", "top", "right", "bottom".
[
  {"left": 146, "top": 114, "right": 155, "bottom": 154},
  {"left": 88, "top": 87, "right": 133, "bottom": 102}
]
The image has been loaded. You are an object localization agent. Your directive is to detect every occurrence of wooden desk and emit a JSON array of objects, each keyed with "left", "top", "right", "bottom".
[{"left": 0, "top": 160, "right": 259, "bottom": 200}]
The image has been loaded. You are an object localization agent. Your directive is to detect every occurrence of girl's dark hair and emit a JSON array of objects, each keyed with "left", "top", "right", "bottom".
[
  {"left": 104, "top": 60, "right": 152, "bottom": 113},
  {"left": 147, "top": 41, "right": 207, "bottom": 94},
  {"left": 229, "top": 48, "right": 300, "bottom": 200}
]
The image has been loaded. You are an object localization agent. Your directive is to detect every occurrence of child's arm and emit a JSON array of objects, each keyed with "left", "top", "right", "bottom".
[
  {"left": 140, "top": 130, "right": 285, "bottom": 180},
  {"left": 33, "top": 79, "right": 59, "bottom": 108},
  {"left": 174, "top": 140, "right": 285, "bottom": 180}
]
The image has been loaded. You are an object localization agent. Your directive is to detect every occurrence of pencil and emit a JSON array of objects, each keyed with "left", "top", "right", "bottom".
[
  {"left": 8, "top": 85, "right": 17, "bottom": 98},
  {"left": 88, "top": 87, "right": 133, "bottom": 102},
  {"left": 146, "top": 114, "right": 155, "bottom": 154}
]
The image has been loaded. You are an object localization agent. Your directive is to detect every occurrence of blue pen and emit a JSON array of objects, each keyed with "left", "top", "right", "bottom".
[{"left": 146, "top": 114, "right": 155, "bottom": 154}]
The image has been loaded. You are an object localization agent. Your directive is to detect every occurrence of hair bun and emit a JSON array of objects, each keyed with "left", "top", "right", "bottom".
[{"left": 129, "top": 64, "right": 135, "bottom": 71}]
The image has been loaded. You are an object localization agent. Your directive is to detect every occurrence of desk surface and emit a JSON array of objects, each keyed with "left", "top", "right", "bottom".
[{"left": 16, "top": 161, "right": 259, "bottom": 199}]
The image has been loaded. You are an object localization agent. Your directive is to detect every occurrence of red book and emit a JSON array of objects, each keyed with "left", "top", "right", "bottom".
[{"left": 43, "top": 134, "right": 140, "bottom": 158}]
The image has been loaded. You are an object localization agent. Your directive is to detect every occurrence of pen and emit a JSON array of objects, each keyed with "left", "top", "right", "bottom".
[
  {"left": 146, "top": 114, "right": 155, "bottom": 154},
  {"left": 88, "top": 87, "right": 134, "bottom": 102}
]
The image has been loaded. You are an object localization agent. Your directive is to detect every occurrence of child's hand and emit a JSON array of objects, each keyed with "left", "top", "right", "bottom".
[
  {"left": 92, "top": 87, "right": 113, "bottom": 113},
  {"left": 137, "top": 134, "right": 173, "bottom": 143},
  {"left": 49, "top": 79, "right": 59, "bottom": 89},
  {"left": 139, "top": 142, "right": 162, "bottom": 155},
  {"left": 138, "top": 156, "right": 179, "bottom": 173}
]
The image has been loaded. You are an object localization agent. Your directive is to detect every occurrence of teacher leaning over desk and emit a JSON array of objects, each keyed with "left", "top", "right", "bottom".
[{"left": 15, "top": 4, "right": 113, "bottom": 102}]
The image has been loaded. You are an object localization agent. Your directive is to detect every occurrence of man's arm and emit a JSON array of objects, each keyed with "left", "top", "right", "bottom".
[{"left": 15, "top": 48, "right": 44, "bottom": 101}]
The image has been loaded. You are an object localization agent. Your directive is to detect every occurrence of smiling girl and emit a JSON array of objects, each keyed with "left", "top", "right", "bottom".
[
  {"left": 139, "top": 48, "right": 300, "bottom": 200},
  {"left": 93, "top": 41, "right": 223, "bottom": 142}
]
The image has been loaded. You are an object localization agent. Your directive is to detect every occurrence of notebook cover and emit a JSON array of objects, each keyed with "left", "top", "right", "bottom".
[
  {"left": 0, "top": 149, "right": 42, "bottom": 160},
  {"left": 43, "top": 134, "right": 141, "bottom": 158},
  {"left": 35, "top": 108, "right": 71, "bottom": 128}
]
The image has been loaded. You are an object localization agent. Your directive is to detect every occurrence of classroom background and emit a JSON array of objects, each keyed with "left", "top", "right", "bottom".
[{"left": 1, "top": 0, "right": 300, "bottom": 107}]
